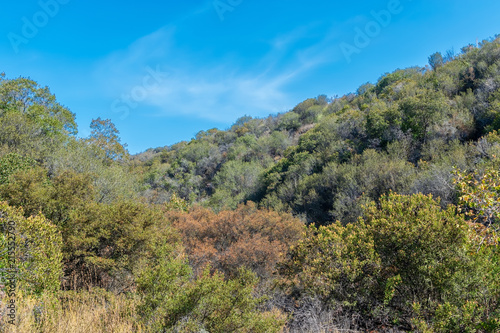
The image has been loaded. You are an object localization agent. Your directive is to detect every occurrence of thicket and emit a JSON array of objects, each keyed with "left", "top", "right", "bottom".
[
  {"left": 277, "top": 193, "right": 500, "bottom": 331},
  {"left": 1, "top": 36, "right": 500, "bottom": 332},
  {"left": 134, "top": 37, "right": 500, "bottom": 227}
]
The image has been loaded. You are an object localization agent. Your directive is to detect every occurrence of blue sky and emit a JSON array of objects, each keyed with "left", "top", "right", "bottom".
[{"left": 2, "top": 0, "right": 500, "bottom": 153}]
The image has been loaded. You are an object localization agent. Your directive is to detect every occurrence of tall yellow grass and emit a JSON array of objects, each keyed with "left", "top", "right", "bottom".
[
  {"left": 0, "top": 289, "right": 145, "bottom": 333},
  {"left": 0, "top": 290, "right": 357, "bottom": 333}
]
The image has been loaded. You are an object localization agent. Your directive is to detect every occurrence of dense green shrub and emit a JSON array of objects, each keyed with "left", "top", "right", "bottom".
[
  {"left": 136, "top": 243, "right": 286, "bottom": 333},
  {"left": 0, "top": 202, "right": 63, "bottom": 295},
  {"left": 0, "top": 153, "right": 36, "bottom": 185},
  {"left": 278, "top": 193, "right": 500, "bottom": 331}
]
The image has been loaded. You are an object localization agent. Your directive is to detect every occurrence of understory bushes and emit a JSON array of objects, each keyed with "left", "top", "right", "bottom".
[{"left": 277, "top": 193, "right": 500, "bottom": 332}]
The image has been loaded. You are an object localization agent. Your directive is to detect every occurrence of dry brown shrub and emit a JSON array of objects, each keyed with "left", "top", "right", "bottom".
[{"left": 169, "top": 201, "right": 304, "bottom": 279}]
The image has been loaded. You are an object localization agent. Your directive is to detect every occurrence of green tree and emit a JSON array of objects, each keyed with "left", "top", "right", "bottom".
[
  {"left": 399, "top": 91, "right": 449, "bottom": 142},
  {"left": 62, "top": 200, "right": 177, "bottom": 291},
  {"left": 278, "top": 112, "right": 301, "bottom": 131},
  {"left": 0, "top": 76, "right": 77, "bottom": 136},
  {"left": 210, "top": 160, "right": 263, "bottom": 210},
  {"left": 47, "top": 137, "right": 139, "bottom": 204},
  {"left": 0, "top": 76, "right": 77, "bottom": 161},
  {"left": 429, "top": 52, "right": 445, "bottom": 71},
  {"left": 88, "top": 118, "right": 128, "bottom": 162}
]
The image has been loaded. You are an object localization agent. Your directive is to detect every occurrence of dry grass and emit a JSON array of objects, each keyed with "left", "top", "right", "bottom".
[
  {"left": 0, "top": 289, "right": 145, "bottom": 333},
  {"left": 0, "top": 289, "right": 369, "bottom": 333}
]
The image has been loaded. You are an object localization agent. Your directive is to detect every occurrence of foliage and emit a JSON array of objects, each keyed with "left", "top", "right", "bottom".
[
  {"left": 0, "top": 167, "right": 94, "bottom": 221},
  {"left": 454, "top": 165, "right": 500, "bottom": 229},
  {"left": 209, "top": 160, "right": 264, "bottom": 210},
  {"left": 47, "top": 137, "right": 139, "bottom": 203},
  {"left": 87, "top": 118, "right": 128, "bottom": 162},
  {"left": 0, "top": 202, "right": 63, "bottom": 295},
  {"left": 0, "top": 165, "right": 177, "bottom": 291},
  {"left": 0, "top": 76, "right": 76, "bottom": 161},
  {"left": 278, "top": 112, "right": 301, "bottom": 131},
  {"left": 170, "top": 202, "right": 304, "bottom": 279},
  {"left": 0, "top": 152, "right": 36, "bottom": 185},
  {"left": 164, "top": 192, "right": 189, "bottom": 212},
  {"left": 0, "top": 76, "right": 77, "bottom": 136},
  {"left": 136, "top": 243, "right": 286, "bottom": 333},
  {"left": 61, "top": 200, "right": 179, "bottom": 291},
  {"left": 1, "top": 37, "right": 500, "bottom": 331},
  {"left": 278, "top": 193, "right": 500, "bottom": 331},
  {"left": 429, "top": 52, "right": 445, "bottom": 71}
]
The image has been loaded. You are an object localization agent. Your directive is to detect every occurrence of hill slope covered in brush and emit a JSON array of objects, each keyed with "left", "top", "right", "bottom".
[
  {"left": 1, "top": 36, "right": 499, "bottom": 332},
  {"left": 134, "top": 36, "right": 500, "bottom": 225}
]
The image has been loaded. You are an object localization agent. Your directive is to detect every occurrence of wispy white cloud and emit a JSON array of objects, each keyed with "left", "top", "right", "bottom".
[{"left": 93, "top": 19, "right": 343, "bottom": 123}]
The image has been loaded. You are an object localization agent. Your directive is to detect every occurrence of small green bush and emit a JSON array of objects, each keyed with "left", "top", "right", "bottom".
[{"left": 0, "top": 202, "right": 63, "bottom": 295}]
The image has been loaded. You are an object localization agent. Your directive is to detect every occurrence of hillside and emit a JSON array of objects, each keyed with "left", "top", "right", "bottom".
[
  {"left": 0, "top": 36, "right": 499, "bottom": 332},
  {"left": 133, "top": 36, "right": 500, "bottom": 225}
]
